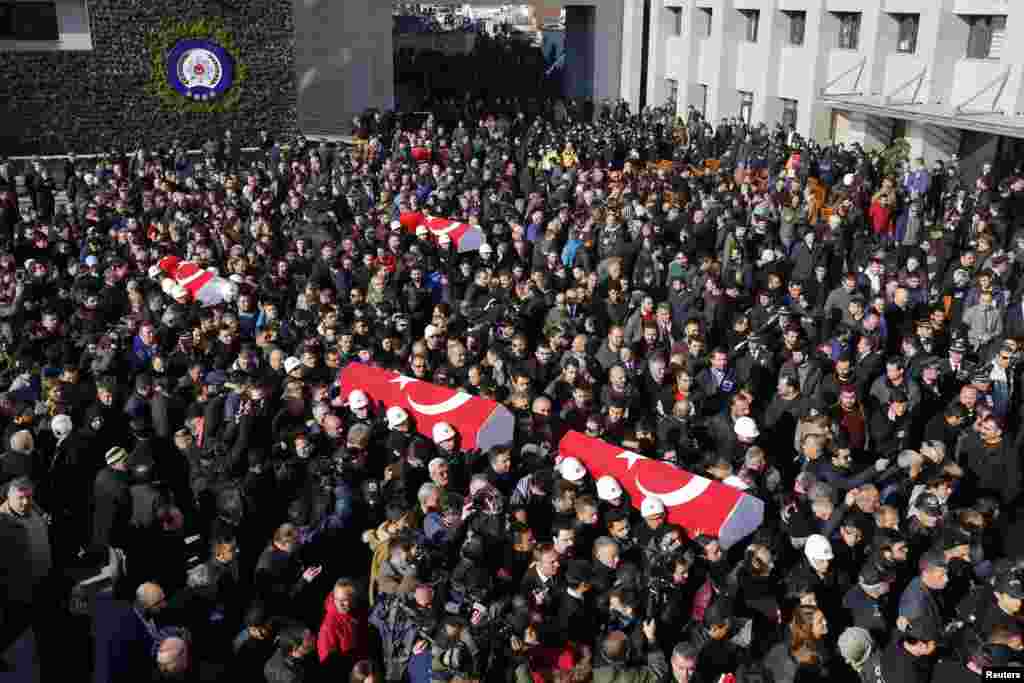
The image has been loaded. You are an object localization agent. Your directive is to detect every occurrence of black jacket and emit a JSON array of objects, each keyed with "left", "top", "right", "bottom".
[
  {"left": 92, "top": 467, "right": 133, "bottom": 548},
  {"left": 263, "top": 650, "right": 310, "bottom": 683}
]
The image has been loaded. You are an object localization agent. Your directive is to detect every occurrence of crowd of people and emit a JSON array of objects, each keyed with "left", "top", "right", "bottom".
[{"left": 1, "top": 95, "right": 1024, "bottom": 683}]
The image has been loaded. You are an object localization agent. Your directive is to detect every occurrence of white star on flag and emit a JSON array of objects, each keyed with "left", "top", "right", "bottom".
[
  {"left": 616, "top": 451, "right": 647, "bottom": 470},
  {"left": 389, "top": 375, "right": 419, "bottom": 390}
]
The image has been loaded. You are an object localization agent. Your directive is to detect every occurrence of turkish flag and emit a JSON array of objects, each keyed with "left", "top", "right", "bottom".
[
  {"left": 558, "top": 431, "right": 764, "bottom": 549},
  {"left": 399, "top": 212, "right": 484, "bottom": 254},
  {"left": 411, "top": 146, "right": 432, "bottom": 163},
  {"left": 338, "top": 364, "right": 514, "bottom": 452}
]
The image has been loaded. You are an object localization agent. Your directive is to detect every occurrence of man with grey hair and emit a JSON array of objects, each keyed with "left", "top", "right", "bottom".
[
  {"left": 0, "top": 477, "right": 51, "bottom": 595},
  {"left": 1, "top": 429, "right": 34, "bottom": 485}
]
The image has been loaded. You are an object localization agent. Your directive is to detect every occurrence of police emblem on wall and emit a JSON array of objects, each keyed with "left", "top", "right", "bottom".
[{"left": 166, "top": 39, "right": 235, "bottom": 102}]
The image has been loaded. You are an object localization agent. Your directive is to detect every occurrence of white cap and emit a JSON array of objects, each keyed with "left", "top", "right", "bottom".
[
  {"left": 596, "top": 475, "right": 623, "bottom": 501},
  {"left": 386, "top": 406, "right": 409, "bottom": 429},
  {"left": 805, "top": 534, "right": 834, "bottom": 562},
  {"left": 432, "top": 422, "right": 456, "bottom": 443},
  {"left": 559, "top": 457, "right": 587, "bottom": 482},
  {"left": 51, "top": 414, "right": 73, "bottom": 439},
  {"left": 479, "top": 242, "right": 493, "bottom": 255},
  {"left": 844, "top": 173, "right": 855, "bottom": 186},
  {"left": 734, "top": 416, "right": 759, "bottom": 440},
  {"left": 390, "top": 220, "right": 402, "bottom": 230},
  {"left": 424, "top": 324, "right": 440, "bottom": 338},
  {"left": 284, "top": 357, "right": 302, "bottom": 373},
  {"left": 416, "top": 225, "right": 429, "bottom": 236},
  {"left": 641, "top": 496, "right": 666, "bottom": 517},
  {"left": 348, "top": 389, "right": 369, "bottom": 410}
]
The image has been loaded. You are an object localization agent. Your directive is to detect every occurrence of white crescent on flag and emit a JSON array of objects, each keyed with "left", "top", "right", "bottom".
[
  {"left": 427, "top": 220, "right": 465, "bottom": 236},
  {"left": 407, "top": 392, "right": 474, "bottom": 416},
  {"left": 388, "top": 374, "right": 475, "bottom": 416},
  {"left": 635, "top": 474, "right": 713, "bottom": 507}
]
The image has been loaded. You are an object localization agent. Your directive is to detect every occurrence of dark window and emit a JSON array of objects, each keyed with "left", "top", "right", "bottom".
[
  {"left": 668, "top": 7, "right": 682, "bottom": 37},
  {"left": 739, "top": 91, "right": 753, "bottom": 125},
  {"left": 740, "top": 10, "right": 759, "bottom": 42},
  {"left": 698, "top": 8, "right": 712, "bottom": 38},
  {"left": 0, "top": 2, "right": 60, "bottom": 41},
  {"left": 835, "top": 12, "right": 861, "bottom": 50},
  {"left": 894, "top": 14, "right": 919, "bottom": 53},
  {"left": 966, "top": 15, "right": 1007, "bottom": 60},
  {"left": 781, "top": 99, "right": 798, "bottom": 130},
  {"left": 665, "top": 79, "right": 678, "bottom": 114},
  {"left": 784, "top": 11, "right": 806, "bottom": 46}
]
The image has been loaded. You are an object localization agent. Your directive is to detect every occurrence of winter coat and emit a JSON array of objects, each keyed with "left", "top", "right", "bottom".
[
  {"left": 591, "top": 647, "right": 667, "bottom": 683},
  {"left": 263, "top": 650, "right": 310, "bottom": 683},
  {"left": 370, "top": 595, "right": 438, "bottom": 682},
  {"left": 92, "top": 467, "right": 133, "bottom": 549},
  {"left": 317, "top": 595, "right": 368, "bottom": 663}
]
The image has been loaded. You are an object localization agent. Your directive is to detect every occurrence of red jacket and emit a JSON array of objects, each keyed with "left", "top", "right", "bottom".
[{"left": 317, "top": 595, "right": 367, "bottom": 664}]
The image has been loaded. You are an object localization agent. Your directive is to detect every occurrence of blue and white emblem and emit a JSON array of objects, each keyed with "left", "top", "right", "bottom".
[{"left": 166, "top": 39, "right": 235, "bottom": 101}]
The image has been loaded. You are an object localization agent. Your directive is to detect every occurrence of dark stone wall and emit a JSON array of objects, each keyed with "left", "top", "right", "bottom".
[{"left": 0, "top": 0, "right": 297, "bottom": 155}]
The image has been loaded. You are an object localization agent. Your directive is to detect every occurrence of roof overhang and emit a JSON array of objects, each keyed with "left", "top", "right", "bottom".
[{"left": 819, "top": 94, "right": 1024, "bottom": 139}]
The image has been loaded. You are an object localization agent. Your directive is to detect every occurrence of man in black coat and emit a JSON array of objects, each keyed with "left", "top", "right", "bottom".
[{"left": 92, "top": 446, "right": 134, "bottom": 550}]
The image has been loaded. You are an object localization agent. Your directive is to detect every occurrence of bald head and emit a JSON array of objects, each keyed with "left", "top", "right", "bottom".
[
  {"left": 10, "top": 430, "right": 33, "bottom": 453},
  {"left": 156, "top": 636, "right": 189, "bottom": 674},
  {"left": 136, "top": 582, "right": 166, "bottom": 611}
]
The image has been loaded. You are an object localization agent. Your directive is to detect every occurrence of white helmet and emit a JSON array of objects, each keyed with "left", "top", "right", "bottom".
[
  {"left": 348, "top": 390, "right": 369, "bottom": 410},
  {"left": 805, "top": 534, "right": 834, "bottom": 562},
  {"left": 387, "top": 406, "right": 409, "bottom": 429},
  {"left": 51, "top": 414, "right": 73, "bottom": 440},
  {"left": 559, "top": 457, "right": 587, "bottom": 482},
  {"left": 596, "top": 475, "right": 623, "bottom": 501},
  {"left": 432, "top": 422, "right": 456, "bottom": 444},
  {"left": 640, "top": 496, "right": 666, "bottom": 517}
]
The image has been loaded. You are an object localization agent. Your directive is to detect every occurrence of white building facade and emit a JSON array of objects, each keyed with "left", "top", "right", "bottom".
[{"left": 642, "top": 0, "right": 1024, "bottom": 167}]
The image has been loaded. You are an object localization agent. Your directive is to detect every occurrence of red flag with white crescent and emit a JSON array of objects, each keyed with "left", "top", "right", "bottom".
[
  {"left": 338, "top": 363, "right": 514, "bottom": 452},
  {"left": 558, "top": 430, "right": 764, "bottom": 548},
  {"left": 399, "top": 212, "right": 484, "bottom": 254}
]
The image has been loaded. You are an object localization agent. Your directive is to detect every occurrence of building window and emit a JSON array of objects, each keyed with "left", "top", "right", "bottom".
[
  {"left": 784, "top": 11, "right": 806, "bottom": 46},
  {"left": 894, "top": 14, "right": 919, "bottom": 53},
  {"left": 698, "top": 8, "right": 712, "bottom": 38},
  {"left": 966, "top": 15, "right": 1007, "bottom": 60},
  {"left": 668, "top": 7, "right": 682, "bottom": 37},
  {"left": 739, "top": 91, "right": 753, "bottom": 125},
  {"left": 697, "top": 84, "right": 708, "bottom": 116},
  {"left": 781, "top": 98, "right": 798, "bottom": 130},
  {"left": 834, "top": 12, "right": 861, "bottom": 50},
  {"left": 0, "top": 2, "right": 59, "bottom": 41},
  {"left": 740, "top": 10, "right": 759, "bottom": 43},
  {"left": 665, "top": 78, "right": 678, "bottom": 114}
]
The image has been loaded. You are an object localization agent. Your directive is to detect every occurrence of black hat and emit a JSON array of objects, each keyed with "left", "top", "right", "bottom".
[
  {"left": 940, "top": 525, "right": 972, "bottom": 551},
  {"left": 566, "top": 559, "right": 593, "bottom": 586},
  {"left": 950, "top": 339, "right": 968, "bottom": 353},
  {"left": 859, "top": 563, "right": 889, "bottom": 588},
  {"left": 919, "top": 549, "right": 948, "bottom": 571},
  {"left": 903, "top": 616, "right": 941, "bottom": 642}
]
